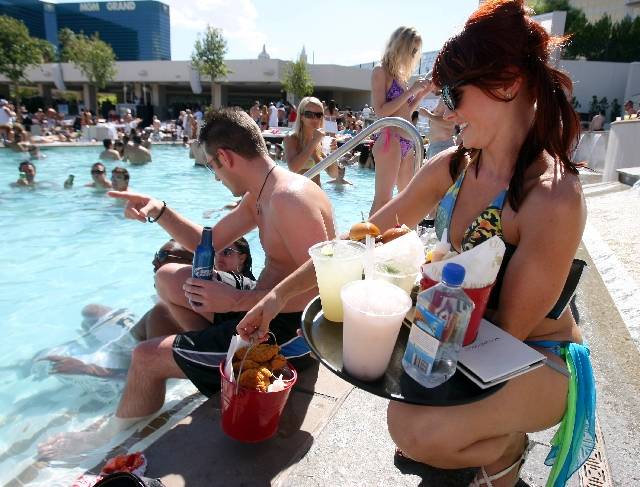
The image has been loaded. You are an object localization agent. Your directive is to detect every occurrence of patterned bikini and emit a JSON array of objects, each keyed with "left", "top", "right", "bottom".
[
  {"left": 372, "top": 78, "right": 416, "bottom": 159},
  {"left": 434, "top": 158, "right": 596, "bottom": 486}
]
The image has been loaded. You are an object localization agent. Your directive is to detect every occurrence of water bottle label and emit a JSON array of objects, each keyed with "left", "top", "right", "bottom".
[
  {"left": 415, "top": 304, "right": 446, "bottom": 340},
  {"left": 192, "top": 266, "right": 213, "bottom": 280},
  {"left": 405, "top": 322, "right": 441, "bottom": 375}
]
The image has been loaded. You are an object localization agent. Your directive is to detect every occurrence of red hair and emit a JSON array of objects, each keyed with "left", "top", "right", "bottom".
[{"left": 433, "top": 0, "right": 580, "bottom": 211}]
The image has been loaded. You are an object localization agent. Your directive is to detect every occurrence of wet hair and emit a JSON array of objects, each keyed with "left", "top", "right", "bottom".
[
  {"left": 132, "top": 135, "right": 142, "bottom": 145},
  {"left": 198, "top": 108, "right": 268, "bottom": 162},
  {"left": 91, "top": 162, "right": 105, "bottom": 172},
  {"left": 19, "top": 160, "right": 35, "bottom": 172},
  {"left": 382, "top": 26, "right": 422, "bottom": 83},
  {"left": 432, "top": 0, "right": 580, "bottom": 211},
  {"left": 103, "top": 138, "right": 112, "bottom": 149},
  {"left": 112, "top": 166, "right": 130, "bottom": 181},
  {"left": 232, "top": 237, "right": 255, "bottom": 280},
  {"left": 182, "top": 135, "right": 189, "bottom": 143}
]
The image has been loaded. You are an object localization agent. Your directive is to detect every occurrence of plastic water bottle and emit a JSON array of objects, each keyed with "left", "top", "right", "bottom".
[
  {"left": 192, "top": 226, "right": 214, "bottom": 280},
  {"left": 402, "top": 263, "right": 474, "bottom": 388}
]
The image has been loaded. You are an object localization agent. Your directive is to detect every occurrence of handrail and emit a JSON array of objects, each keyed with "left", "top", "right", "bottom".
[{"left": 303, "top": 117, "right": 424, "bottom": 180}]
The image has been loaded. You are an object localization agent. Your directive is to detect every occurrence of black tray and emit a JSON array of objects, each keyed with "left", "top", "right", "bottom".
[{"left": 301, "top": 297, "right": 504, "bottom": 406}]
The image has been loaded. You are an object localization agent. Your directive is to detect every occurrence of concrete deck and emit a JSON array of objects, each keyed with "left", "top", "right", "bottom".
[{"left": 84, "top": 180, "right": 640, "bottom": 487}]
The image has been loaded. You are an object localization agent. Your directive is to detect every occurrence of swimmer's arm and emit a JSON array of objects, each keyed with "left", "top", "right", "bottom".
[{"left": 284, "top": 135, "right": 316, "bottom": 173}]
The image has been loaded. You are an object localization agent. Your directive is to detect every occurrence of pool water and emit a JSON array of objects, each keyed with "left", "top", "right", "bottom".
[{"left": 0, "top": 144, "right": 376, "bottom": 484}]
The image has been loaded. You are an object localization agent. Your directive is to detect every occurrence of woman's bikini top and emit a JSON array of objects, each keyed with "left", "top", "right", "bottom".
[
  {"left": 386, "top": 78, "right": 415, "bottom": 105},
  {"left": 434, "top": 160, "right": 585, "bottom": 319},
  {"left": 435, "top": 162, "right": 508, "bottom": 253}
]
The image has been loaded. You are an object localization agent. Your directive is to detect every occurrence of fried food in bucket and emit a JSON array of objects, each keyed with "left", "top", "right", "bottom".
[
  {"left": 232, "top": 359, "right": 262, "bottom": 373},
  {"left": 238, "top": 367, "right": 273, "bottom": 392},
  {"left": 234, "top": 343, "right": 279, "bottom": 363},
  {"left": 270, "top": 354, "right": 287, "bottom": 371}
]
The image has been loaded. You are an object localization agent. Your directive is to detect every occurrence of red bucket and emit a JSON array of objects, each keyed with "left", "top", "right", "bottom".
[
  {"left": 219, "top": 362, "right": 297, "bottom": 443},
  {"left": 420, "top": 277, "right": 493, "bottom": 346}
]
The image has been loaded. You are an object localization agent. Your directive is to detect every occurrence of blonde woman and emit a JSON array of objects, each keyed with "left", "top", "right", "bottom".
[
  {"left": 284, "top": 96, "right": 338, "bottom": 187},
  {"left": 370, "top": 26, "right": 431, "bottom": 215}
]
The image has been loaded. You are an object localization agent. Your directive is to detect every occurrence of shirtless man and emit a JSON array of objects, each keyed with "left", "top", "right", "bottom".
[
  {"left": 39, "top": 109, "right": 335, "bottom": 459},
  {"left": 124, "top": 135, "right": 152, "bottom": 164},
  {"left": 419, "top": 98, "right": 456, "bottom": 159},
  {"left": 249, "top": 100, "right": 260, "bottom": 124},
  {"left": 99, "top": 138, "right": 121, "bottom": 160},
  {"left": 84, "top": 162, "right": 112, "bottom": 190}
]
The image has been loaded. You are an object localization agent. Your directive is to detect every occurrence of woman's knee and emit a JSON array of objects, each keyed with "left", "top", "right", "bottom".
[
  {"left": 387, "top": 402, "right": 463, "bottom": 467},
  {"left": 155, "top": 263, "right": 190, "bottom": 303}
]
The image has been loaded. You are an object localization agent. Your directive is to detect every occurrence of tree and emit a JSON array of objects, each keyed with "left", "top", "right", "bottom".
[
  {"left": 282, "top": 58, "right": 314, "bottom": 105},
  {"left": 0, "top": 15, "right": 54, "bottom": 119},
  {"left": 191, "top": 26, "right": 229, "bottom": 109},
  {"left": 59, "top": 28, "right": 116, "bottom": 112}
]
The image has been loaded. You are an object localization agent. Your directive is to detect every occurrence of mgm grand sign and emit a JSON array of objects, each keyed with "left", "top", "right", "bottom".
[{"left": 79, "top": 2, "right": 137, "bottom": 13}]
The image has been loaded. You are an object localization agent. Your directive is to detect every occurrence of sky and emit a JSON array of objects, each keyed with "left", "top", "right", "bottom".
[{"left": 52, "top": 0, "right": 480, "bottom": 65}]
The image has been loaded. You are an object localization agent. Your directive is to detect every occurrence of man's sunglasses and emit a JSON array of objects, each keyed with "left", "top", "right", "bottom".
[
  {"left": 217, "top": 247, "right": 241, "bottom": 257},
  {"left": 438, "top": 82, "right": 466, "bottom": 112},
  {"left": 303, "top": 110, "right": 323, "bottom": 120},
  {"left": 154, "top": 249, "right": 192, "bottom": 265},
  {"left": 91, "top": 169, "right": 105, "bottom": 175}
]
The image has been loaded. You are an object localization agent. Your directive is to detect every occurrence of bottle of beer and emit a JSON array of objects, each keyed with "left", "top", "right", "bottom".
[
  {"left": 192, "top": 226, "right": 214, "bottom": 280},
  {"left": 64, "top": 174, "right": 75, "bottom": 189}
]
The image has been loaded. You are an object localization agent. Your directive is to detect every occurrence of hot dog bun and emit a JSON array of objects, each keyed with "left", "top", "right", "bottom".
[{"left": 380, "top": 224, "right": 411, "bottom": 244}]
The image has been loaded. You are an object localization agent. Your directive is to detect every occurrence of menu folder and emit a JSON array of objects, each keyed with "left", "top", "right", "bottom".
[{"left": 457, "top": 319, "right": 547, "bottom": 389}]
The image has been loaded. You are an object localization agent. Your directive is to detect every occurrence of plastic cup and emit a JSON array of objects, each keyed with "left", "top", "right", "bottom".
[
  {"left": 321, "top": 136, "right": 332, "bottom": 154},
  {"left": 373, "top": 263, "right": 418, "bottom": 295},
  {"left": 420, "top": 276, "right": 493, "bottom": 346},
  {"left": 309, "top": 240, "right": 366, "bottom": 322},
  {"left": 340, "top": 280, "right": 412, "bottom": 381}
]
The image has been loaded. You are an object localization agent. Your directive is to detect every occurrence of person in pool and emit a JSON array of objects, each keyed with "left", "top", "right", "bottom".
[
  {"left": 111, "top": 167, "right": 130, "bottom": 191},
  {"left": 99, "top": 138, "right": 121, "bottom": 161},
  {"left": 326, "top": 163, "right": 353, "bottom": 186},
  {"left": 236, "top": 2, "right": 594, "bottom": 486},
  {"left": 11, "top": 161, "right": 37, "bottom": 187},
  {"left": 284, "top": 96, "right": 339, "bottom": 187},
  {"left": 85, "top": 162, "right": 113, "bottom": 190},
  {"left": 369, "top": 26, "right": 432, "bottom": 216},
  {"left": 38, "top": 108, "right": 335, "bottom": 460}
]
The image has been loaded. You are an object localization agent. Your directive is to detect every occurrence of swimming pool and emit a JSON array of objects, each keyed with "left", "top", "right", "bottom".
[{"left": 0, "top": 144, "right": 376, "bottom": 484}]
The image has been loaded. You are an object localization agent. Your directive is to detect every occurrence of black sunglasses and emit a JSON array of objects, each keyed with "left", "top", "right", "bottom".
[
  {"left": 91, "top": 169, "right": 105, "bottom": 175},
  {"left": 217, "top": 247, "right": 241, "bottom": 257},
  {"left": 438, "top": 82, "right": 466, "bottom": 112},
  {"left": 154, "top": 249, "right": 192, "bottom": 265},
  {"left": 303, "top": 110, "right": 323, "bottom": 120}
]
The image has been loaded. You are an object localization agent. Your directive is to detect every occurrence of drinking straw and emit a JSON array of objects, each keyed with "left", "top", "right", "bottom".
[{"left": 364, "top": 234, "right": 375, "bottom": 280}]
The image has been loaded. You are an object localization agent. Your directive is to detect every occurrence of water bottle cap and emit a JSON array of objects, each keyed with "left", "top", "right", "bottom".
[{"left": 442, "top": 262, "right": 465, "bottom": 287}]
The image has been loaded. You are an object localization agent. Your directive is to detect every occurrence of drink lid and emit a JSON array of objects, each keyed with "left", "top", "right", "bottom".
[{"left": 442, "top": 262, "right": 465, "bottom": 287}]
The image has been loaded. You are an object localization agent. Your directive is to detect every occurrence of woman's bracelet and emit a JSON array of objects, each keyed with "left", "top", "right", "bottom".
[{"left": 147, "top": 200, "right": 167, "bottom": 223}]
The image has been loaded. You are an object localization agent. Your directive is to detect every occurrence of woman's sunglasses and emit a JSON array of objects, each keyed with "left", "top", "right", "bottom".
[
  {"left": 438, "top": 82, "right": 466, "bottom": 112},
  {"left": 217, "top": 247, "right": 241, "bottom": 257},
  {"left": 303, "top": 110, "right": 323, "bottom": 120}
]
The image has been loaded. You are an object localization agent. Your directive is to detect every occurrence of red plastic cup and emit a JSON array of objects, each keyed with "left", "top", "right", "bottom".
[
  {"left": 219, "top": 362, "right": 297, "bottom": 443},
  {"left": 420, "top": 276, "right": 493, "bottom": 346}
]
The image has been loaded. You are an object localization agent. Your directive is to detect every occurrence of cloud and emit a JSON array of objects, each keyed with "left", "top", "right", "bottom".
[{"left": 165, "top": 0, "right": 266, "bottom": 55}]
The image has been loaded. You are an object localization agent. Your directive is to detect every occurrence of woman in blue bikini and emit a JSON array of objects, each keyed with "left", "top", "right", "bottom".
[
  {"left": 237, "top": 2, "right": 595, "bottom": 486},
  {"left": 369, "top": 26, "right": 431, "bottom": 216}
]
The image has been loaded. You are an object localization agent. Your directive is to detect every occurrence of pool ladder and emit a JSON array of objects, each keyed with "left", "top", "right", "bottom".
[{"left": 303, "top": 117, "right": 425, "bottom": 180}]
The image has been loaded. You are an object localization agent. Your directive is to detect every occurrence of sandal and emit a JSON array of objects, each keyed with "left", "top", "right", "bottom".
[{"left": 469, "top": 435, "right": 533, "bottom": 487}]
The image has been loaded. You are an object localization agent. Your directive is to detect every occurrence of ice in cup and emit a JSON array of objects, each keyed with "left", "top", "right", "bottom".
[
  {"left": 309, "top": 240, "right": 366, "bottom": 322},
  {"left": 373, "top": 262, "right": 419, "bottom": 295},
  {"left": 340, "top": 279, "right": 412, "bottom": 381}
]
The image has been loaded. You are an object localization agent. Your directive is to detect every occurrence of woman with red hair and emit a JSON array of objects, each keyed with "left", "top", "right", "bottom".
[{"left": 237, "top": 2, "right": 595, "bottom": 485}]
